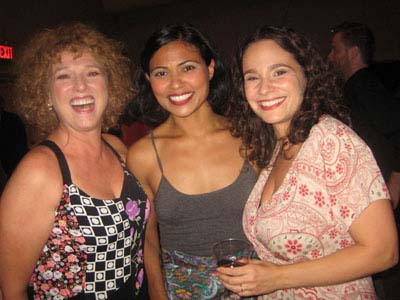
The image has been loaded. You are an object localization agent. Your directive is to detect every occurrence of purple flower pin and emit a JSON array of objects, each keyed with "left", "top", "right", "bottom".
[{"left": 126, "top": 200, "right": 140, "bottom": 221}]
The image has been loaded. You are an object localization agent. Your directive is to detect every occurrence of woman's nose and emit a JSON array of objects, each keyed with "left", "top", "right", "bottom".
[
  {"left": 74, "top": 74, "right": 88, "bottom": 91},
  {"left": 170, "top": 73, "right": 183, "bottom": 89},
  {"left": 259, "top": 77, "right": 273, "bottom": 94}
]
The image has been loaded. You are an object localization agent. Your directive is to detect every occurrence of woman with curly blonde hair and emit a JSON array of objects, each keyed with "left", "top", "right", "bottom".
[
  {"left": 0, "top": 22, "right": 149, "bottom": 300},
  {"left": 15, "top": 22, "right": 133, "bottom": 144}
]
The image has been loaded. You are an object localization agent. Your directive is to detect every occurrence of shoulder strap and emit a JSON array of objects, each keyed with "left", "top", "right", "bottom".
[
  {"left": 101, "top": 137, "right": 124, "bottom": 164},
  {"left": 150, "top": 130, "right": 164, "bottom": 174},
  {"left": 39, "top": 140, "right": 72, "bottom": 184}
]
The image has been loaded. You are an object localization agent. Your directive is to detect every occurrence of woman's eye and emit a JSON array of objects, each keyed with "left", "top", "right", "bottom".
[
  {"left": 274, "top": 69, "right": 287, "bottom": 76},
  {"left": 154, "top": 70, "right": 167, "bottom": 77},
  {"left": 183, "top": 65, "right": 196, "bottom": 72},
  {"left": 88, "top": 70, "right": 100, "bottom": 77},
  {"left": 244, "top": 75, "right": 258, "bottom": 81}
]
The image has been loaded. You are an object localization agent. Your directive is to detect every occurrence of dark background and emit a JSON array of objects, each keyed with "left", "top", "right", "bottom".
[
  {"left": 0, "top": 1, "right": 399, "bottom": 298},
  {"left": 1, "top": 0, "right": 400, "bottom": 107}
]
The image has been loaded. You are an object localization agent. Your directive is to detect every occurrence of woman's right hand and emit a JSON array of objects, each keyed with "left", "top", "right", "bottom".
[{"left": 217, "top": 259, "right": 282, "bottom": 298}]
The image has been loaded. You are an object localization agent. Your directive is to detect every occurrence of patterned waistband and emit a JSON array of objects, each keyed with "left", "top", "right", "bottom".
[
  {"left": 161, "top": 248, "right": 226, "bottom": 299},
  {"left": 162, "top": 248, "right": 217, "bottom": 269},
  {"left": 160, "top": 248, "right": 258, "bottom": 300}
]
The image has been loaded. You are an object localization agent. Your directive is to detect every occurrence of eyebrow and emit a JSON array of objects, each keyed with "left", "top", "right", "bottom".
[
  {"left": 149, "top": 59, "right": 201, "bottom": 73},
  {"left": 243, "top": 63, "right": 292, "bottom": 75},
  {"left": 53, "top": 64, "right": 102, "bottom": 73},
  {"left": 179, "top": 59, "right": 200, "bottom": 66}
]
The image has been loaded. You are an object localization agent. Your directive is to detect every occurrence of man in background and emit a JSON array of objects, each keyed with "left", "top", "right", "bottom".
[{"left": 328, "top": 22, "right": 400, "bottom": 209}]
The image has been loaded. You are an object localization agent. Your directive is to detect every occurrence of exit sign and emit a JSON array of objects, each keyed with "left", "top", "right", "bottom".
[{"left": 0, "top": 45, "right": 13, "bottom": 60}]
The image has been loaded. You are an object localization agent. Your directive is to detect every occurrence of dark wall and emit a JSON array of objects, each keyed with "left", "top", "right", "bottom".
[
  {"left": 1, "top": 0, "right": 400, "bottom": 105},
  {"left": 0, "top": 0, "right": 106, "bottom": 105},
  {"left": 115, "top": 0, "right": 400, "bottom": 64}
]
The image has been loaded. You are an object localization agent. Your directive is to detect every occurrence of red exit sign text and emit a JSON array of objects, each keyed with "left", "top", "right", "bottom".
[{"left": 0, "top": 45, "right": 13, "bottom": 60}]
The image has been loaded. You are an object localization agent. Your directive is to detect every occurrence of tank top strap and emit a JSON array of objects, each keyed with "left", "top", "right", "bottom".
[
  {"left": 150, "top": 130, "right": 164, "bottom": 174},
  {"left": 39, "top": 140, "right": 72, "bottom": 184},
  {"left": 101, "top": 137, "right": 124, "bottom": 165}
]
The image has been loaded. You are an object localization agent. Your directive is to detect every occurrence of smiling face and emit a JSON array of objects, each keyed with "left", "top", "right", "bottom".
[
  {"left": 49, "top": 50, "right": 108, "bottom": 134},
  {"left": 242, "top": 39, "right": 307, "bottom": 138},
  {"left": 147, "top": 40, "right": 214, "bottom": 118}
]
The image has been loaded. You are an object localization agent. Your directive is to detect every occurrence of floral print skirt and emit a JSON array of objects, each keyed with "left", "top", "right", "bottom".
[{"left": 162, "top": 248, "right": 236, "bottom": 300}]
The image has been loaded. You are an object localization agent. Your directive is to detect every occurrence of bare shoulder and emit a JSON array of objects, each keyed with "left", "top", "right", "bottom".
[
  {"left": 1, "top": 145, "right": 63, "bottom": 209},
  {"left": 11, "top": 145, "right": 61, "bottom": 187},
  {"left": 127, "top": 133, "right": 155, "bottom": 173},
  {"left": 127, "top": 133, "right": 161, "bottom": 199},
  {"left": 0, "top": 146, "right": 65, "bottom": 287},
  {"left": 102, "top": 133, "right": 128, "bottom": 161}
]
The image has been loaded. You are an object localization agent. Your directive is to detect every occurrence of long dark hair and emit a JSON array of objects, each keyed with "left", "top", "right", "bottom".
[
  {"left": 124, "top": 23, "right": 230, "bottom": 127},
  {"left": 227, "top": 26, "right": 349, "bottom": 169}
]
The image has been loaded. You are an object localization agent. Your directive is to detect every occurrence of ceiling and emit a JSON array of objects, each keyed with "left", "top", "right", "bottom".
[{"left": 101, "top": 0, "right": 181, "bottom": 13}]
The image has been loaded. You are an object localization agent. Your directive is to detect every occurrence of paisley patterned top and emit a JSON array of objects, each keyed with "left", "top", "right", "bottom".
[
  {"left": 28, "top": 140, "right": 150, "bottom": 300},
  {"left": 243, "top": 116, "right": 388, "bottom": 300}
]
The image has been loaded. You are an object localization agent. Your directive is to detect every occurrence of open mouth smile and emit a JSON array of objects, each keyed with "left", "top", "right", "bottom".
[
  {"left": 168, "top": 92, "right": 194, "bottom": 106},
  {"left": 70, "top": 97, "right": 95, "bottom": 112},
  {"left": 258, "top": 97, "right": 285, "bottom": 110}
]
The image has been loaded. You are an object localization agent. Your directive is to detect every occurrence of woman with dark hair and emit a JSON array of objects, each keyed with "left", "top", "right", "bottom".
[
  {"left": 217, "top": 26, "right": 398, "bottom": 299},
  {"left": 0, "top": 23, "right": 149, "bottom": 300},
  {"left": 126, "top": 23, "right": 257, "bottom": 299}
]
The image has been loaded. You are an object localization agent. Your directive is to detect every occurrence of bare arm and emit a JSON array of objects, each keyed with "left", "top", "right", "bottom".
[
  {"left": 218, "top": 199, "right": 398, "bottom": 297},
  {"left": 0, "top": 147, "right": 63, "bottom": 300},
  {"left": 144, "top": 201, "right": 168, "bottom": 300},
  {"left": 127, "top": 140, "right": 168, "bottom": 300}
]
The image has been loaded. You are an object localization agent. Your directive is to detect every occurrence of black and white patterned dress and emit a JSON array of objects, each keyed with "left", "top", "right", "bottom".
[{"left": 28, "top": 140, "right": 149, "bottom": 300}]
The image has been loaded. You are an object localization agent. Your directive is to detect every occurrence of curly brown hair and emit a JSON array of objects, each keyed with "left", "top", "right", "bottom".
[
  {"left": 14, "top": 22, "right": 134, "bottom": 143},
  {"left": 227, "top": 26, "right": 350, "bottom": 169}
]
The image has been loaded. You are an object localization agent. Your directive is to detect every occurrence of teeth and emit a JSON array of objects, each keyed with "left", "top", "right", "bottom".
[
  {"left": 169, "top": 92, "right": 193, "bottom": 102},
  {"left": 71, "top": 98, "right": 94, "bottom": 106},
  {"left": 259, "top": 97, "right": 285, "bottom": 108}
]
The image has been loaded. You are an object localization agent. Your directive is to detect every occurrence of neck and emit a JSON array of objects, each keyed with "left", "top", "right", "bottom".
[
  {"left": 278, "top": 138, "right": 302, "bottom": 161},
  {"left": 273, "top": 123, "right": 290, "bottom": 140},
  {"left": 346, "top": 62, "right": 368, "bottom": 80},
  {"left": 165, "top": 104, "right": 227, "bottom": 138},
  {"left": 50, "top": 126, "right": 104, "bottom": 157}
]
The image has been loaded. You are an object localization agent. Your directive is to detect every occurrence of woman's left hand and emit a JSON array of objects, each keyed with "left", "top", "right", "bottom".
[{"left": 216, "top": 259, "right": 281, "bottom": 297}]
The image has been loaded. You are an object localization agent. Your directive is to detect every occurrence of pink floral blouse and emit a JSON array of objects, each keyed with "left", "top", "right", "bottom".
[{"left": 243, "top": 116, "right": 389, "bottom": 299}]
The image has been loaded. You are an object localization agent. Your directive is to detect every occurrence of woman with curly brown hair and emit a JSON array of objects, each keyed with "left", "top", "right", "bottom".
[
  {"left": 0, "top": 23, "right": 149, "bottom": 300},
  {"left": 217, "top": 26, "right": 398, "bottom": 299}
]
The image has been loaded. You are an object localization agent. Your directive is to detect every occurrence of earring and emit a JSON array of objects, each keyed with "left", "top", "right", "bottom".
[{"left": 47, "top": 103, "right": 53, "bottom": 111}]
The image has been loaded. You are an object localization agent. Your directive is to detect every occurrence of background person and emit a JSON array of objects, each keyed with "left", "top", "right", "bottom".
[
  {"left": 126, "top": 23, "right": 258, "bottom": 299},
  {"left": 0, "top": 23, "right": 149, "bottom": 300},
  {"left": 328, "top": 22, "right": 400, "bottom": 209},
  {"left": 218, "top": 25, "right": 398, "bottom": 299}
]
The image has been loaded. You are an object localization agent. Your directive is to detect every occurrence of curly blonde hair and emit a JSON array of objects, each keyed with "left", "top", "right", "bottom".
[{"left": 14, "top": 22, "right": 134, "bottom": 143}]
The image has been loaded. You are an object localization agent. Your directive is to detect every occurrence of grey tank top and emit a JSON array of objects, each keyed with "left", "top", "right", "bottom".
[{"left": 150, "top": 131, "right": 258, "bottom": 256}]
